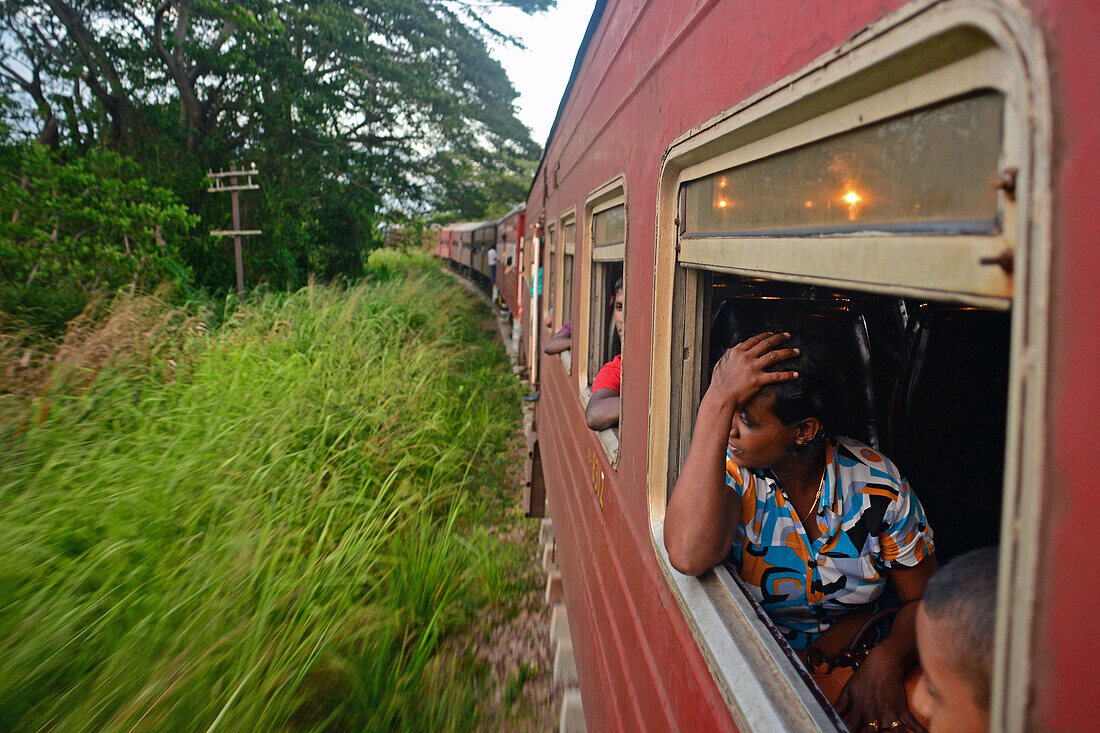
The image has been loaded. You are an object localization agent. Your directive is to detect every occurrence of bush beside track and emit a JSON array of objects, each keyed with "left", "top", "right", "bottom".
[{"left": 0, "top": 251, "right": 536, "bottom": 730}]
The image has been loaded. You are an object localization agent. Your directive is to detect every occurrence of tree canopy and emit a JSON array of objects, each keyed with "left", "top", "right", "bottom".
[{"left": 0, "top": 0, "right": 546, "bottom": 309}]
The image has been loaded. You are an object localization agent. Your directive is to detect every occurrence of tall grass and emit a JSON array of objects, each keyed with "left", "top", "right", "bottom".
[{"left": 0, "top": 252, "right": 526, "bottom": 731}]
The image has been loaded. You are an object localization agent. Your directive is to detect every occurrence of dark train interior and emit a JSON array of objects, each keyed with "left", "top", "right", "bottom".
[
  {"left": 699, "top": 272, "right": 1009, "bottom": 563},
  {"left": 588, "top": 260, "right": 624, "bottom": 382}
]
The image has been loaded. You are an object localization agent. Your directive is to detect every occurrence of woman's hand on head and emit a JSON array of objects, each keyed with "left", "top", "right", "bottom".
[{"left": 706, "top": 332, "right": 800, "bottom": 411}]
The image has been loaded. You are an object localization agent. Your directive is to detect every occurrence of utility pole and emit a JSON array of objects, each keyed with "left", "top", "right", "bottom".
[{"left": 207, "top": 164, "right": 261, "bottom": 299}]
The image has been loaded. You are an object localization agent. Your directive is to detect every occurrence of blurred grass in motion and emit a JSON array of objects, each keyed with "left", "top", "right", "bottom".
[{"left": 0, "top": 251, "right": 527, "bottom": 731}]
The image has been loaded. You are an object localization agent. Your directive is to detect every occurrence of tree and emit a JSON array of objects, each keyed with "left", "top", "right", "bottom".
[
  {"left": 0, "top": 0, "right": 549, "bottom": 292},
  {"left": 0, "top": 144, "right": 196, "bottom": 332}
]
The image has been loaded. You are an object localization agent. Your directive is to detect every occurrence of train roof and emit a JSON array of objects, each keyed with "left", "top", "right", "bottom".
[
  {"left": 440, "top": 203, "right": 525, "bottom": 234},
  {"left": 447, "top": 220, "right": 492, "bottom": 233},
  {"left": 495, "top": 202, "right": 526, "bottom": 224}
]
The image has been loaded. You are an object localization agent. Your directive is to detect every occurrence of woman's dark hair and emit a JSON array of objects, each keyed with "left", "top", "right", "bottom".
[{"left": 753, "top": 316, "right": 845, "bottom": 437}]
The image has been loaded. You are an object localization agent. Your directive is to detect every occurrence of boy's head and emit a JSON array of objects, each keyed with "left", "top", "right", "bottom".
[{"left": 913, "top": 547, "right": 999, "bottom": 733}]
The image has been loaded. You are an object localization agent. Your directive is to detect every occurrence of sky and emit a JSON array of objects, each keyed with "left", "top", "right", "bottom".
[{"left": 480, "top": 0, "right": 598, "bottom": 146}]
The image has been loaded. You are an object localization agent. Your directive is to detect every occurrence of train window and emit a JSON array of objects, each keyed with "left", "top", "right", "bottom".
[
  {"left": 588, "top": 257, "right": 623, "bottom": 384},
  {"left": 683, "top": 92, "right": 1003, "bottom": 237},
  {"left": 558, "top": 210, "right": 577, "bottom": 372},
  {"left": 582, "top": 179, "right": 626, "bottom": 462},
  {"left": 587, "top": 204, "right": 624, "bottom": 387},
  {"left": 696, "top": 274, "right": 1009, "bottom": 560},
  {"left": 647, "top": 8, "right": 1050, "bottom": 731},
  {"left": 546, "top": 222, "right": 557, "bottom": 322},
  {"left": 562, "top": 217, "right": 576, "bottom": 329},
  {"left": 473, "top": 222, "right": 495, "bottom": 292}
]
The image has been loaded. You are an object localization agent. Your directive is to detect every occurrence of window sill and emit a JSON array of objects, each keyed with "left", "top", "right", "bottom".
[
  {"left": 650, "top": 525, "right": 842, "bottom": 730},
  {"left": 580, "top": 386, "right": 620, "bottom": 467}
]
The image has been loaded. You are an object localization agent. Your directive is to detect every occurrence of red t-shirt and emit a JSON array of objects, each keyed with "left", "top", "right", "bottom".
[{"left": 592, "top": 354, "right": 622, "bottom": 393}]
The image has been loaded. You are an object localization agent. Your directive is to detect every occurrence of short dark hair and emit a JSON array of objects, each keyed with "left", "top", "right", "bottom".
[
  {"left": 921, "top": 546, "right": 1000, "bottom": 709},
  {"left": 755, "top": 317, "right": 844, "bottom": 437}
]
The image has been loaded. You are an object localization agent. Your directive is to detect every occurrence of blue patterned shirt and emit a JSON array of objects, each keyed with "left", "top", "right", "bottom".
[{"left": 725, "top": 436, "right": 934, "bottom": 649}]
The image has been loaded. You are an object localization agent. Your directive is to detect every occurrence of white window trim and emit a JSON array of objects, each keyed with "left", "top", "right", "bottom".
[{"left": 646, "top": 2, "right": 1052, "bottom": 731}]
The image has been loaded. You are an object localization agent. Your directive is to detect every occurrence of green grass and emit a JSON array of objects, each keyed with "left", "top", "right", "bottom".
[{"left": 0, "top": 251, "right": 527, "bottom": 731}]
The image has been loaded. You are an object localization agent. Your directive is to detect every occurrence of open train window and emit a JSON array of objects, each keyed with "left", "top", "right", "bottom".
[
  {"left": 587, "top": 239, "right": 622, "bottom": 386},
  {"left": 647, "top": 7, "right": 1050, "bottom": 731},
  {"left": 697, "top": 274, "right": 1009, "bottom": 559},
  {"left": 559, "top": 210, "right": 577, "bottom": 372},
  {"left": 546, "top": 222, "right": 557, "bottom": 323},
  {"left": 582, "top": 179, "right": 626, "bottom": 462}
]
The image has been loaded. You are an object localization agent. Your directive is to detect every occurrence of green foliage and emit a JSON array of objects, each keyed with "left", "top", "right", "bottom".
[
  {"left": 0, "top": 0, "right": 548, "bottom": 301},
  {"left": 430, "top": 149, "right": 539, "bottom": 221},
  {"left": 503, "top": 662, "right": 535, "bottom": 707},
  {"left": 0, "top": 143, "right": 196, "bottom": 333},
  {"left": 0, "top": 253, "right": 527, "bottom": 729}
]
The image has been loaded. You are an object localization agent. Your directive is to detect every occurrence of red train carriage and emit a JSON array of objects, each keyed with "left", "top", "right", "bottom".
[
  {"left": 433, "top": 225, "right": 453, "bottom": 260},
  {"left": 435, "top": 206, "right": 526, "bottom": 315},
  {"left": 455, "top": 221, "right": 481, "bottom": 276},
  {"left": 439, "top": 221, "right": 485, "bottom": 282},
  {"left": 507, "top": 0, "right": 1100, "bottom": 730},
  {"left": 497, "top": 204, "right": 526, "bottom": 317}
]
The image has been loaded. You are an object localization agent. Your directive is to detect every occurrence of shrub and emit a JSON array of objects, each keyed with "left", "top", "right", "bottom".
[
  {"left": 0, "top": 253, "right": 526, "bottom": 729},
  {"left": 0, "top": 144, "right": 196, "bottom": 334}
]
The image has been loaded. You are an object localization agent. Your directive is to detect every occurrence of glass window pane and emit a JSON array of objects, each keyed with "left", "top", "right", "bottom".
[
  {"left": 565, "top": 222, "right": 576, "bottom": 247},
  {"left": 593, "top": 204, "right": 626, "bottom": 246},
  {"left": 683, "top": 92, "right": 1004, "bottom": 236},
  {"left": 563, "top": 254, "right": 574, "bottom": 325}
]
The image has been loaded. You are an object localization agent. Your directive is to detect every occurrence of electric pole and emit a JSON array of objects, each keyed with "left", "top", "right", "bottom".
[{"left": 207, "top": 164, "right": 261, "bottom": 299}]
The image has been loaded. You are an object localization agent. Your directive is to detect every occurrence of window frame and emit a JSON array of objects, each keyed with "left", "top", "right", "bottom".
[
  {"left": 546, "top": 221, "right": 557, "bottom": 326},
  {"left": 645, "top": 4, "right": 1052, "bottom": 731},
  {"left": 580, "top": 177, "right": 627, "bottom": 465},
  {"left": 587, "top": 206, "right": 625, "bottom": 382},
  {"left": 558, "top": 207, "right": 577, "bottom": 373}
]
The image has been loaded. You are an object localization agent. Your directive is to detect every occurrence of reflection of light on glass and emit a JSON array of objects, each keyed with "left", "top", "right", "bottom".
[
  {"left": 804, "top": 200, "right": 814, "bottom": 208},
  {"left": 841, "top": 188, "right": 864, "bottom": 221},
  {"left": 718, "top": 177, "right": 728, "bottom": 189},
  {"left": 717, "top": 199, "right": 729, "bottom": 208}
]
